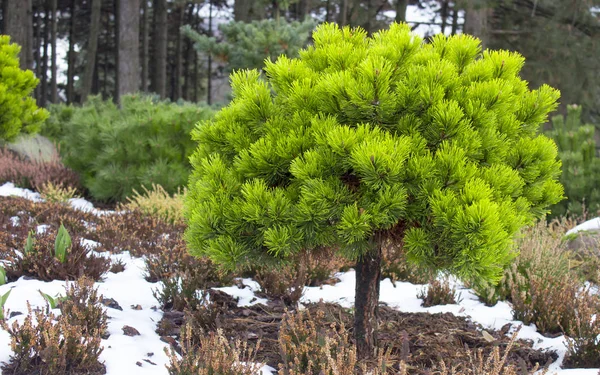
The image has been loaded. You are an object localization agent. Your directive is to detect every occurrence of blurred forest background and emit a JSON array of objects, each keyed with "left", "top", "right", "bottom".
[{"left": 0, "top": 0, "right": 598, "bottom": 119}]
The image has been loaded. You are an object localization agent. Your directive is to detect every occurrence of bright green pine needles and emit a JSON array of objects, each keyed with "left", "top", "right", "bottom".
[
  {"left": 185, "top": 23, "right": 563, "bottom": 285},
  {"left": 0, "top": 36, "right": 48, "bottom": 142}
]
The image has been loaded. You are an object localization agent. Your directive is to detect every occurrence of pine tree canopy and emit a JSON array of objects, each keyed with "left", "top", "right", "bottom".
[
  {"left": 185, "top": 23, "right": 564, "bottom": 285},
  {"left": 0, "top": 36, "right": 48, "bottom": 142}
]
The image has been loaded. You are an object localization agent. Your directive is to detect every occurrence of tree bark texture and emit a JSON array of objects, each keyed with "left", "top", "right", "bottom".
[
  {"left": 66, "top": 0, "right": 76, "bottom": 103},
  {"left": 173, "top": 3, "right": 184, "bottom": 100},
  {"left": 80, "top": 0, "right": 102, "bottom": 103},
  {"left": 464, "top": 0, "right": 492, "bottom": 48},
  {"left": 50, "top": 0, "right": 58, "bottom": 103},
  {"left": 40, "top": 0, "right": 49, "bottom": 106},
  {"left": 151, "top": 0, "right": 167, "bottom": 98},
  {"left": 5, "top": 0, "right": 31, "bottom": 69},
  {"left": 395, "top": 0, "right": 408, "bottom": 23},
  {"left": 354, "top": 237, "right": 383, "bottom": 361},
  {"left": 117, "top": 0, "right": 140, "bottom": 101},
  {"left": 141, "top": 0, "right": 149, "bottom": 92}
]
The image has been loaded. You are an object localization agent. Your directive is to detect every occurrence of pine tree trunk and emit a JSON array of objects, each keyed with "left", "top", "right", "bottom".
[
  {"left": 173, "top": 3, "right": 184, "bottom": 101},
  {"left": 233, "top": 0, "right": 252, "bottom": 22},
  {"left": 5, "top": 0, "right": 30, "bottom": 69},
  {"left": 80, "top": 0, "right": 102, "bottom": 103},
  {"left": 182, "top": 4, "right": 194, "bottom": 100},
  {"left": 151, "top": 0, "right": 167, "bottom": 98},
  {"left": 66, "top": 0, "right": 76, "bottom": 104},
  {"left": 339, "top": 0, "right": 348, "bottom": 26},
  {"left": 117, "top": 0, "right": 140, "bottom": 101},
  {"left": 464, "top": 0, "right": 491, "bottom": 48},
  {"left": 50, "top": 0, "right": 58, "bottom": 103},
  {"left": 40, "top": 0, "right": 49, "bottom": 107},
  {"left": 451, "top": 5, "right": 459, "bottom": 35},
  {"left": 206, "top": 0, "right": 213, "bottom": 105},
  {"left": 25, "top": 0, "right": 33, "bottom": 70},
  {"left": 395, "top": 0, "right": 408, "bottom": 23},
  {"left": 354, "top": 236, "right": 382, "bottom": 361},
  {"left": 33, "top": 5, "right": 41, "bottom": 103},
  {"left": 141, "top": 0, "right": 149, "bottom": 92}
]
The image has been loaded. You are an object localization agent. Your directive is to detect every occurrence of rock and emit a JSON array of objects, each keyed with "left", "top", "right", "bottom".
[
  {"left": 122, "top": 325, "right": 140, "bottom": 336},
  {"left": 101, "top": 297, "right": 123, "bottom": 311},
  {"left": 8, "top": 311, "right": 22, "bottom": 318},
  {"left": 6, "top": 134, "right": 59, "bottom": 163},
  {"left": 136, "top": 361, "right": 142, "bottom": 367}
]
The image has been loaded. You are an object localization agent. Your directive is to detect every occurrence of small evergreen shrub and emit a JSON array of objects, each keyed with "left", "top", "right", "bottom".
[
  {"left": 39, "top": 181, "right": 80, "bottom": 203},
  {"left": 43, "top": 94, "right": 214, "bottom": 202},
  {"left": 546, "top": 104, "right": 600, "bottom": 218},
  {"left": 122, "top": 183, "right": 186, "bottom": 225},
  {"left": 0, "top": 36, "right": 48, "bottom": 142}
]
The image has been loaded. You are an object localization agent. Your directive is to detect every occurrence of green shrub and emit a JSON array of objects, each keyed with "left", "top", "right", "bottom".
[
  {"left": 43, "top": 94, "right": 214, "bottom": 201},
  {"left": 0, "top": 36, "right": 48, "bottom": 142},
  {"left": 546, "top": 104, "right": 600, "bottom": 218}
]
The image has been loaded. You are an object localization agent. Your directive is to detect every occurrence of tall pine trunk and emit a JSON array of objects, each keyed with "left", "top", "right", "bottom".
[
  {"left": 117, "top": 0, "right": 140, "bottom": 101},
  {"left": 80, "top": 0, "right": 102, "bottom": 103},
  {"left": 206, "top": 0, "right": 213, "bottom": 105},
  {"left": 141, "top": 0, "right": 149, "bottom": 92},
  {"left": 339, "top": 0, "right": 348, "bottom": 26},
  {"left": 41, "top": 0, "right": 49, "bottom": 107},
  {"left": 5, "top": 0, "right": 30, "bottom": 69},
  {"left": 173, "top": 3, "right": 184, "bottom": 100},
  {"left": 354, "top": 235, "right": 382, "bottom": 361},
  {"left": 66, "top": 0, "right": 76, "bottom": 103},
  {"left": 464, "top": 0, "right": 491, "bottom": 48},
  {"left": 395, "top": 0, "right": 408, "bottom": 23},
  {"left": 50, "top": 0, "right": 57, "bottom": 103},
  {"left": 151, "top": 0, "right": 167, "bottom": 98}
]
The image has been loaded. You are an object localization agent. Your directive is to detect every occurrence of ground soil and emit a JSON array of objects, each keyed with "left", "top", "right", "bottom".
[{"left": 158, "top": 290, "right": 558, "bottom": 374}]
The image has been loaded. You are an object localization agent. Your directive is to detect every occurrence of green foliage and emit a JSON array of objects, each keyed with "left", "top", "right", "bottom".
[
  {"left": 182, "top": 18, "right": 316, "bottom": 73},
  {"left": 54, "top": 224, "right": 71, "bottom": 264},
  {"left": 0, "top": 289, "right": 11, "bottom": 320},
  {"left": 43, "top": 94, "right": 215, "bottom": 201},
  {"left": 185, "top": 23, "right": 563, "bottom": 286},
  {"left": 546, "top": 104, "right": 600, "bottom": 218},
  {"left": 0, "top": 36, "right": 48, "bottom": 142}
]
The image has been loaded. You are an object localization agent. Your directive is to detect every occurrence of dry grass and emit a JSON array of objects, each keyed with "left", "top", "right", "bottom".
[{"left": 418, "top": 277, "right": 461, "bottom": 307}]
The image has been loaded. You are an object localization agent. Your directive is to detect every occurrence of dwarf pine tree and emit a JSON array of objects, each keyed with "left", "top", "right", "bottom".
[
  {"left": 0, "top": 36, "right": 48, "bottom": 142},
  {"left": 185, "top": 23, "right": 563, "bottom": 359}
]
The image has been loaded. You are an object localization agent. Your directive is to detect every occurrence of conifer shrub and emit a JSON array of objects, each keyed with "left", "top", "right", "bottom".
[
  {"left": 121, "top": 183, "right": 186, "bottom": 225},
  {"left": 184, "top": 22, "right": 563, "bottom": 358},
  {"left": 0, "top": 36, "right": 48, "bottom": 142},
  {"left": 44, "top": 94, "right": 214, "bottom": 202},
  {"left": 546, "top": 104, "right": 600, "bottom": 218}
]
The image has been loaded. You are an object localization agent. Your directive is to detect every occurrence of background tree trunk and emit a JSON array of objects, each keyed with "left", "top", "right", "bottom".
[
  {"left": 141, "top": 0, "right": 149, "bottom": 92},
  {"left": 354, "top": 238, "right": 382, "bottom": 361},
  {"left": 50, "top": 0, "right": 58, "bottom": 103},
  {"left": 464, "top": 0, "right": 491, "bottom": 48},
  {"left": 151, "top": 0, "right": 167, "bottom": 98},
  {"left": 206, "top": 0, "right": 213, "bottom": 105},
  {"left": 173, "top": 3, "right": 184, "bottom": 100},
  {"left": 117, "top": 0, "right": 140, "bottom": 101},
  {"left": 5, "top": 0, "right": 31, "bottom": 69},
  {"left": 66, "top": 0, "right": 76, "bottom": 104},
  {"left": 40, "top": 0, "right": 49, "bottom": 107},
  {"left": 395, "top": 0, "right": 408, "bottom": 23},
  {"left": 80, "top": 0, "right": 102, "bottom": 103}
]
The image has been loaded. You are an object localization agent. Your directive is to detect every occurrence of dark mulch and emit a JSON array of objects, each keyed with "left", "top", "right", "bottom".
[{"left": 157, "top": 290, "right": 558, "bottom": 374}]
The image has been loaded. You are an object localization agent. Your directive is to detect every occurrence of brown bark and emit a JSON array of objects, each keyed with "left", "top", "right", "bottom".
[
  {"left": 395, "top": 0, "right": 408, "bottom": 23},
  {"left": 354, "top": 235, "right": 383, "bottom": 361},
  {"left": 5, "top": 0, "right": 31, "bottom": 70},
  {"left": 50, "top": 0, "right": 58, "bottom": 103},
  {"left": 464, "top": 0, "right": 492, "bottom": 48},
  {"left": 80, "top": 0, "right": 102, "bottom": 103},
  {"left": 206, "top": 0, "right": 213, "bottom": 105},
  {"left": 66, "top": 0, "right": 76, "bottom": 103},
  {"left": 117, "top": 0, "right": 140, "bottom": 101},
  {"left": 339, "top": 0, "right": 348, "bottom": 26},
  {"left": 173, "top": 3, "right": 184, "bottom": 100},
  {"left": 141, "top": 0, "right": 149, "bottom": 92},
  {"left": 151, "top": 0, "right": 167, "bottom": 98}
]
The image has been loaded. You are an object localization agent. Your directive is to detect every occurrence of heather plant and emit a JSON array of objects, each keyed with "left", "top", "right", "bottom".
[
  {"left": 166, "top": 325, "right": 262, "bottom": 375},
  {"left": 418, "top": 277, "right": 461, "bottom": 307},
  {"left": 546, "top": 104, "right": 600, "bottom": 218},
  {"left": 0, "top": 36, "right": 48, "bottom": 142},
  {"left": 44, "top": 94, "right": 214, "bottom": 201},
  {"left": 1, "top": 278, "right": 108, "bottom": 374},
  {"left": 184, "top": 22, "right": 563, "bottom": 359}
]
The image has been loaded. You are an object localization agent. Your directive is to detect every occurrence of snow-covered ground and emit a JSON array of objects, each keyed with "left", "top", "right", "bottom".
[{"left": 0, "top": 182, "right": 599, "bottom": 375}]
